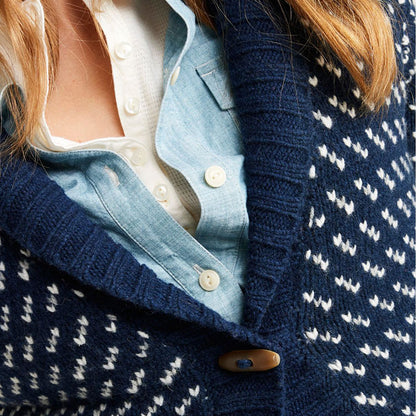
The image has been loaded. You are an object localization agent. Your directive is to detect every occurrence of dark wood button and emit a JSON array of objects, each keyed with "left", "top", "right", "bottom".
[{"left": 218, "top": 349, "right": 280, "bottom": 372}]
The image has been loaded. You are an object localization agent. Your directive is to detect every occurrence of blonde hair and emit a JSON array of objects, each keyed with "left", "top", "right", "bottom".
[{"left": 0, "top": 0, "right": 403, "bottom": 157}]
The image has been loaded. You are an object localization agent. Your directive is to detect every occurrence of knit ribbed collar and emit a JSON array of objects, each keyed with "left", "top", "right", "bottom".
[
  {"left": 213, "top": 0, "right": 314, "bottom": 332},
  {"left": 0, "top": 0, "right": 313, "bottom": 338}
]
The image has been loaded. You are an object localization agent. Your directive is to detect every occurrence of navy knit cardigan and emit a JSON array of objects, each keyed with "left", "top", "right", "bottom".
[{"left": 0, "top": 0, "right": 415, "bottom": 414}]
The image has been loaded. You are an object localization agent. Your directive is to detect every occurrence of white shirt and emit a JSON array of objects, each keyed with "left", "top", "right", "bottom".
[{"left": 24, "top": 0, "right": 200, "bottom": 235}]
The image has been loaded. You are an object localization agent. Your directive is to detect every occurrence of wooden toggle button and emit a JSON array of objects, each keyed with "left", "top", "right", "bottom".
[{"left": 218, "top": 349, "right": 280, "bottom": 372}]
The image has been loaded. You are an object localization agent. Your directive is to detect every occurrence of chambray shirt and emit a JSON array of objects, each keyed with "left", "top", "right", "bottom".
[{"left": 1, "top": 0, "right": 248, "bottom": 323}]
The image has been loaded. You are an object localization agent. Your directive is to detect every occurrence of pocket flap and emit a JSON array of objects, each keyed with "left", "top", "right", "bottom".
[{"left": 195, "top": 57, "right": 235, "bottom": 110}]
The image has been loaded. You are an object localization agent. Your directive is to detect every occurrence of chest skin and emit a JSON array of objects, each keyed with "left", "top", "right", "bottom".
[{"left": 44, "top": 0, "right": 125, "bottom": 142}]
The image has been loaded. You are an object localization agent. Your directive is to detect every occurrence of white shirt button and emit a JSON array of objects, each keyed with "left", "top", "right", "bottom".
[
  {"left": 199, "top": 269, "right": 220, "bottom": 291},
  {"left": 124, "top": 144, "right": 148, "bottom": 166},
  {"left": 153, "top": 184, "right": 169, "bottom": 201},
  {"left": 170, "top": 66, "right": 181, "bottom": 86},
  {"left": 114, "top": 42, "right": 132, "bottom": 60},
  {"left": 124, "top": 97, "right": 140, "bottom": 115},
  {"left": 204, "top": 166, "right": 226, "bottom": 188}
]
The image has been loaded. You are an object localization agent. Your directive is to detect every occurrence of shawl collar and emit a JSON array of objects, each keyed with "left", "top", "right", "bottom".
[
  {"left": 213, "top": 0, "right": 314, "bottom": 331},
  {"left": 0, "top": 0, "right": 313, "bottom": 337}
]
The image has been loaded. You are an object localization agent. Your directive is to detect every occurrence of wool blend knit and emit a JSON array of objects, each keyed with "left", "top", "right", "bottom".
[{"left": 0, "top": 0, "right": 415, "bottom": 415}]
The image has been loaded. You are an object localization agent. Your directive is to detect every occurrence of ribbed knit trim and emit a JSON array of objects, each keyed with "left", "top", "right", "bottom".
[{"left": 214, "top": 0, "right": 314, "bottom": 332}]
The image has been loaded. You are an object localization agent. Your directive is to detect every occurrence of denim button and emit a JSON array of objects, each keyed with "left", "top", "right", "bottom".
[
  {"left": 205, "top": 166, "right": 226, "bottom": 188},
  {"left": 199, "top": 269, "right": 220, "bottom": 291}
]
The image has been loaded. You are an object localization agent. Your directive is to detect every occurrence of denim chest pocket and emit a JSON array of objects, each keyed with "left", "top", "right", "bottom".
[
  {"left": 195, "top": 57, "right": 235, "bottom": 110},
  {"left": 195, "top": 57, "right": 240, "bottom": 131}
]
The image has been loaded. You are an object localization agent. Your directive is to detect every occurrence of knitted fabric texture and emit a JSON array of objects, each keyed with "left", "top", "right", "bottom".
[{"left": 0, "top": 0, "right": 415, "bottom": 414}]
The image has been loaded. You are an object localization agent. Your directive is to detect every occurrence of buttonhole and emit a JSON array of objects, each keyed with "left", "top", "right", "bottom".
[
  {"left": 236, "top": 359, "right": 253, "bottom": 369},
  {"left": 104, "top": 166, "right": 120, "bottom": 187}
]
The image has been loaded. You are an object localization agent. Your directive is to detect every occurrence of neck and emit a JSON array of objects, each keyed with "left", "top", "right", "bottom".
[{"left": 50, "top": 0, "right": 94, "bottom": 32}]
